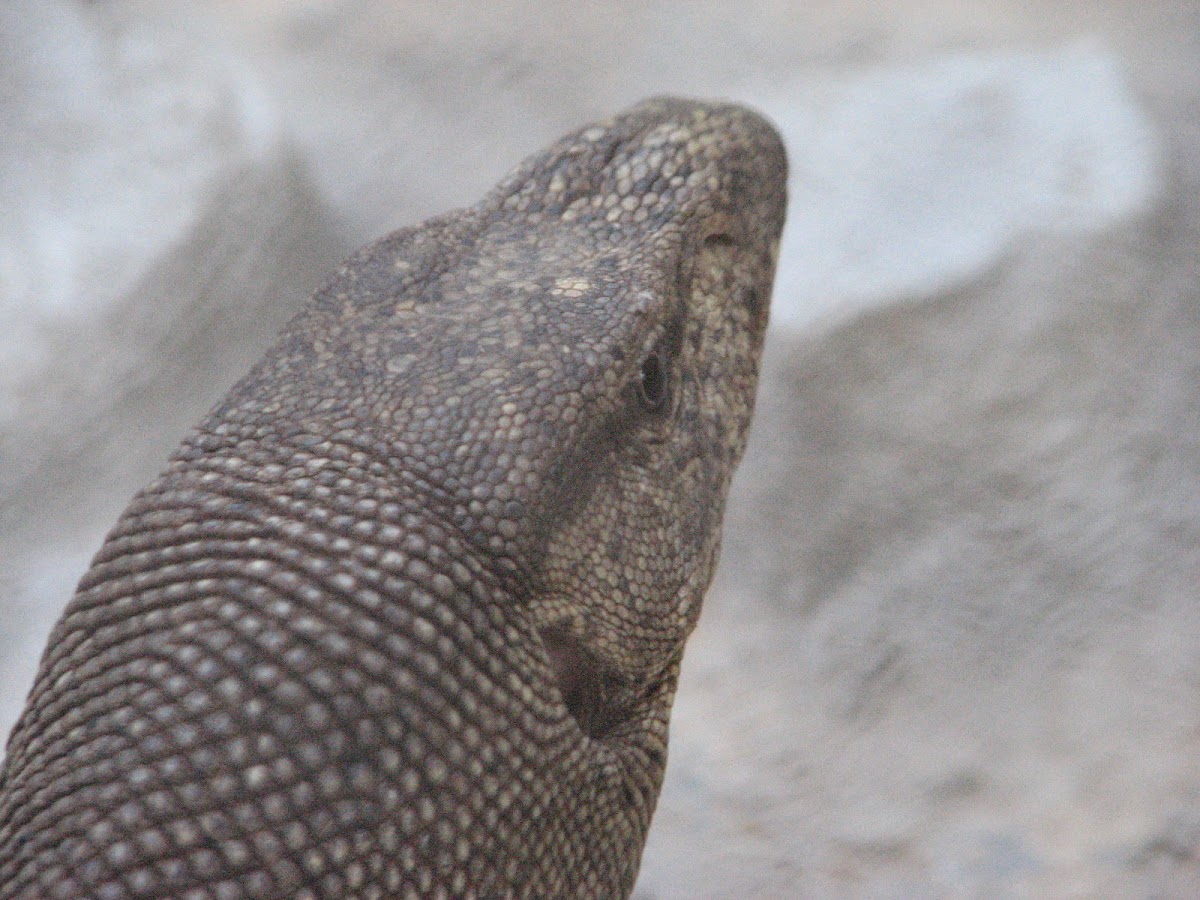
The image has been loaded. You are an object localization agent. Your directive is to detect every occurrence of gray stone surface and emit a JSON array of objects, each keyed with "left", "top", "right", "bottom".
[
  {"left": 3, "top": 1, "right": 1200, "bottom": 895},
  {"left": 0, "top": 0, "right": 346, "bottom": 737}
]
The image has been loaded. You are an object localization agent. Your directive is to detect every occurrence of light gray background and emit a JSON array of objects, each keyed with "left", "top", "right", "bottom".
[{"left": 2, "top": 2, "right": 1198, "bottom": 895}]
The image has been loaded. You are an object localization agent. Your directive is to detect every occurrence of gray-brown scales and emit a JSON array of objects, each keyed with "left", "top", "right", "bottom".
[{"left": 0, "top": 97, "right": 787, "bottom": 899}]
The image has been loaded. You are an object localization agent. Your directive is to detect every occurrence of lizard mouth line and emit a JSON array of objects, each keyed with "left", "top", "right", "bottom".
[{"left": 539, "top": 624, "right": 629, "bottom": 740}]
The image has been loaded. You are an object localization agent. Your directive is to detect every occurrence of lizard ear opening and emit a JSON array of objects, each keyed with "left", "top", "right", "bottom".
[{"left": 540, "top": 625, "right": 627, "bottom": 739}]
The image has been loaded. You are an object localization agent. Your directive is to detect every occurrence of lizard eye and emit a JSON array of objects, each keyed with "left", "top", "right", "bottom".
[{"left": 638, "top": 350, "right": 670, "bottom": 412}]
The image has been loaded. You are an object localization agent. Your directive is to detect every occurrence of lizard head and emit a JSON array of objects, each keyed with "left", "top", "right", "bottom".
[
  {"left": 231, "top": 97, "right": 787, "bottom": 747},
  {"left": 488, "top": 98, "right": 790, "bottom": 741}
]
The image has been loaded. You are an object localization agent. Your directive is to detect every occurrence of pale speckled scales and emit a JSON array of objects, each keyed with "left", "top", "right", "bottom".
[{"left": 0, "top": 98, "right": 787, "bottom": 899}]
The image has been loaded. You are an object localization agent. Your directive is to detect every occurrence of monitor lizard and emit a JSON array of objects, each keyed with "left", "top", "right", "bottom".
[{"left": 0, "top": 96, "right": 787, "bottom": 899}]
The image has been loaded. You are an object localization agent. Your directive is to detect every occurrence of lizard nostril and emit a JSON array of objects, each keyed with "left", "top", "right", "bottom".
[{"left": 745, "top": 285, "right": 763, "bottom": 315}]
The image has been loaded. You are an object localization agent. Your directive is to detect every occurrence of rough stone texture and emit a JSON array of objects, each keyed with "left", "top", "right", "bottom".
[{"left": 4, "top": 1, "right": 1200, "bottom": 896}]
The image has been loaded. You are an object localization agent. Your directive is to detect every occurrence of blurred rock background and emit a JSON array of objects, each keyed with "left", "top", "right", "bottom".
[{"left": 2, "top": 1, "right": 1198, "bottom": 895}]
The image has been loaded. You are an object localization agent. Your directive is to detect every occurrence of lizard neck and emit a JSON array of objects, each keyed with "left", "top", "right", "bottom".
[{"left": 12, "top": 453, "right": 664, "bottom": 896}]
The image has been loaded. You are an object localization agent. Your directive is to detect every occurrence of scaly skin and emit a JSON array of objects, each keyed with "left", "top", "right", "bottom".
[{"left": 0, "top": 97, "right": 787, "bottom": 899}]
